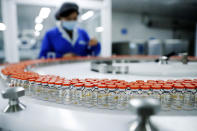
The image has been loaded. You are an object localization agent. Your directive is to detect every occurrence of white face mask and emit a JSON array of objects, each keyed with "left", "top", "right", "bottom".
[{"left": 61, "top": 20, "right": 77, "bottom": 30}]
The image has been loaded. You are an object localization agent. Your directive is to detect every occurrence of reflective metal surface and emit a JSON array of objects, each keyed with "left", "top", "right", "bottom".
[
  {"left": 159, "top": 56, "right": 168, "bottom": 65},
  {"left": 180, "top": 53, "right": 188, "bottom": 64},
  {"left": 1, "top": 87, "right": 26, "bottom": 113},
  {"left": 129, "top": 98, "right": 160, "bottom": 131}
]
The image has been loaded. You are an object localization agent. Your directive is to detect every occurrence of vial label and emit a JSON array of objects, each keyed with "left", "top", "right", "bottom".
[
  {"left": 98, "top": 93, "right": 107, "bottom": 108},
  {"left": 183, "top": 93, "right": 194, "bottom": 110},
  {"left": 117, "top": 93, "right": 127, "bottom": 110},
  {"left": 172, "top": 94, "right": 184, "bottom": 110},
  {"left": 107, "top": 93, "right": 117, "bottom": 109},
  {"left": 161, "top": 94, "right": 172, "bottom": 110},
  {"left": 63, "top": 89, "right": 72, "bottom": 104}
]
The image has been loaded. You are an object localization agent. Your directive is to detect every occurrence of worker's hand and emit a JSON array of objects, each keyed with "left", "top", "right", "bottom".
[
  {"left": 88, "top": 38, "right": 98, "bottom": 47},
  {"left": 63, "top": 53, "right": 76, "bottom": 58}
]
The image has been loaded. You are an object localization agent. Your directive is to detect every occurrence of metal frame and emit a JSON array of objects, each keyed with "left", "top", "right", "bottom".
[{"left": 1, "top": 0, "right": 112, "bottom": 62}]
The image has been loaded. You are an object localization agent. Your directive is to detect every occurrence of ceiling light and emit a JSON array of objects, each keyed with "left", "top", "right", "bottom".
[
  {"left": 35, "top": 23, "right": 43, "bottom": 31},
  {"left": 81, "top": 11, "right": 94, "bottom": 21},
  {"left": 0, "top": 23, "right": 6, "bottom": 31},
  {"left": 95, "top": 26, "right": 104, "bottom": 32},
  {"left": 35, "top": 16, "right": 43, "bottom": 24},
  {"left": 34, "top": 31, "right": 40, "bottom": 37},
  {"left": 39, "top": 7, "right": 51, "bottom": 19}
]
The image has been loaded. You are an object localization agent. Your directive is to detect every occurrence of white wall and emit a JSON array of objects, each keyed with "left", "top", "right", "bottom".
[{"left": 112, "top": 11, "right": 173, "bottom": 42}]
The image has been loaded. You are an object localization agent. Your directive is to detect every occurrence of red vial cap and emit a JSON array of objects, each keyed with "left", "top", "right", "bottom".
[
  {"left": 147, "top": 80, "right": 156, "bottom": 83},
  {"left": 185, "top": 84, "right": 195, "bottom": 89},
  {"left": 71, "top": 81, "right": 78, "bottom": 85},
  {"left": 134, "top": 83, "right": 144, "bottom": 86},
  {"left": 129, "top": 82, "right": 136, "bottom": 85},
  {"left": 117, "top": 84, "right": 127, "bottom": 89},
  {"left": 62, "top": 82, "right": 71, "bottom": 86},
  {"left": 130, "top": 85, "right": 140, "bottom": 89},
  {"left": 64, "top": 80, "right": 71, "bottom": 83},
  {"left": 107, "top": 84, "right": 116, "bottom": 89},
  {"left": 111, "top": 79, "right": 118, "bottom": 81},
  {"left": 152, "top": 84, "right": 163, "bottom": 87},
  {"left": 174, "top": 84, "right": 184, "bottom": 89},
  {"left": 55, "top": 81, "right": 63, "bottom": 85},
  {"left": 183, "top": 81, "right": 192, "bottom": 83},
  {"left": 100, "top": 81, "right": 106, "bottom": 84},
  {"left": 48, "top": 80, "right": 55, "bottom": 84},
  {"left": 41, "top": 79, "right": 49, "bottom": 84},
  {"left": 156, "top": 80, "right": 164, "bottom": 83},
  {"left": 183, "top": 79, "right": 192, "bottom": 81},
  {"left": 98, "top": 84, "right": 106, "bottom": 88},
  {"left": 71, "top": 78, "right": 79, "bottom": 81},
  {"left": 29, "top": 78, "right": 36, "bottom": 82},
  {"left": 141, "top": 85, "right": 150, "bottom": 90},
  {"left": 93, "top": 83, "right": 99, "bottom": 86},
  {"left": 163, "top": 84, "right": 173, "bottom": 87},
  {"left": 74, "top": 83, "right": 84, "bottom": 87},
  {"left": 163, "top": 85, "right": 172, "bottom": 89},
  {"left": 35, "top": 78, "right": 43, "bottom": 83},
  {"left": 166, "top": 80, "right": 175, "bottom": 83},
  {"left": 106, "top": 82, "right": 115, "bottom": 85},
  {"left": 175, "top": 80, "right": 184, "bottom": 83},
  {"left": 143, "top": 83, "right": 153, "bottom": 87},
  {"left": 84, "top": 83, "right": 94, "bottom": 88},
  {"left": 136, "top": 80, "right": 144, "bottom": 83},
  {"left": 152, "top": 85, "right": 162, "bottom": 89}
]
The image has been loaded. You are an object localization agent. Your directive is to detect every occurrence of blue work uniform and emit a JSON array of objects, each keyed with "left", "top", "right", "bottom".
[{"left": 39, "top": 25, "right": 101, "bottom": 58}]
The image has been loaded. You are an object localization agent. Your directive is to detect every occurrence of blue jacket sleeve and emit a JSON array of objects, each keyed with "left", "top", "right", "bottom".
[
  {"left": 82, "top": 30, "right": 101, "bottom": 56},
  {"left": 39, "top": 32, "right": 54, "bottom": 58},
  {"left": 89, "top": 42, "right": 101, "bottom": 56}
]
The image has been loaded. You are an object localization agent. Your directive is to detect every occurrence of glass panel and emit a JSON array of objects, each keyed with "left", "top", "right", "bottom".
[
  {"left": 78, "top": 9, "right": 101, "bottom": 43},
  {"left": 17, "top": 4, "right": 101, "bottom": 60},
  {"left": 17, "top": 4, "right": 56, "bottom": 60},
  {"left": 0, "top": 0, "right": 5, "bottom": 63}
]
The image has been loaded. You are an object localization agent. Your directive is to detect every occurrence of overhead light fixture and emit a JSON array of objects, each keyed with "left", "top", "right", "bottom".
[
  {"left": 35, "top": 16, "right": 43, "bottom": 24},
  {"left": 35, "top": 23, "right": 43, "bottom": 31},
  {"left": 81, "top": 11, "right": 94, "bottom": 21},
  {"left": 39, "top": 7, "right": 51, "bottom": 19},
  {"left": 34, "top": 31, "right": 40, "bottom": 37},
  {"left": 95, "top": 26, "right": 104, "bottom": 32},
  {"left": 0, "top": 23, "right": 6, "bottom": 31}
]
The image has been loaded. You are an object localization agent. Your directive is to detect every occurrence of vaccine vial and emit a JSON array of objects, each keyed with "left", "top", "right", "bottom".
[
  {"left": 97, "top": 84, "right": 108, "bottom": 109},
  {"left": 73, "top": 83, "right": 84, "bottom": 105},
  {"left": 55, "top": 81, "right": 63, "bottom": 104},
  {"left": 92, "top": 83, "right": 99, "bottom": 106},
  {"left": 70, "top": 81, "right": 78, "bottom": 102},
  {"left": 116, "top": 84, "right": 127, "bottom": 110},
  {"left": 21, "top": 77, "right": 29, "bottom": 90},
  {"left": 34, "top": 78, "right": 43, "bottom": 99},
  {"left": 172, "top": 84, "right": 184, "bottom": 110},
  {"left": 107, "top": 84, "right": 117, "bottom": 110},
  {"left": 27, "top": 78, "right": 36, "bottom": 96},
  {"left": 62, "top": 82, "right": 72, "bottom": 104},
  {"left": 84, "top": 83, "right": 94, "bottom": 107},
  {"left": 183, "top": 84, "right": 196, "bottom": 110},
  {"left": 161, "top": 85, "right": 173, "bottom": 111},
  {"left": 140, "top": 85, "right": 151, "bottom": 98},
  {"left": 151, "top": 85, "right": 162, "bottom": 102},
  {"left": 129, "top": 85, "right": 140, "bottom": 100},
  {"left": 9, "top": 75, "right": 16, "bottom": 87},
  {"left": 48, "top": 80, "right": 56, "bottom": 102},
  {"left": 41, "top": 79, "right": 50, "bottom": 101}
]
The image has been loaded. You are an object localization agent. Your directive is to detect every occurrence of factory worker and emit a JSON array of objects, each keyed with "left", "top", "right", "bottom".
[{"left": 39, "top": 2, "right": 101, "bottom": 58}]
